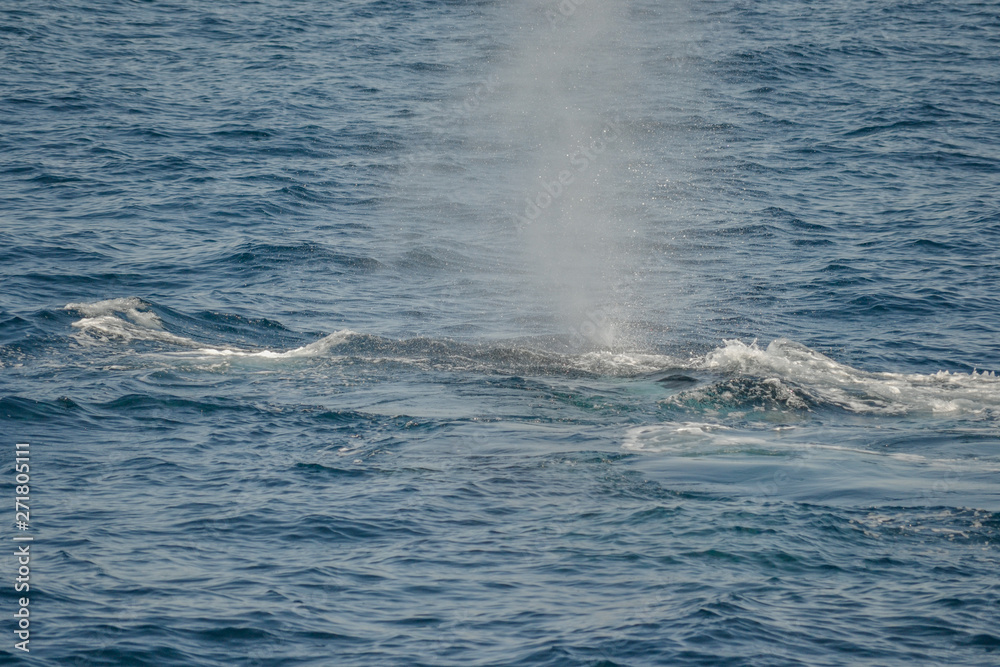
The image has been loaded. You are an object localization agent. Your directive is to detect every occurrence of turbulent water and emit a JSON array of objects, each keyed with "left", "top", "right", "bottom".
[{"left": 2, "top": 0, "right": 999, "bottom": 665}]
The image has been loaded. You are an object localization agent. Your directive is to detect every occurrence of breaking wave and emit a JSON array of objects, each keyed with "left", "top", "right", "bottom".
[{"left": 65, "top": 299, "right": 998, "bottom": 416}]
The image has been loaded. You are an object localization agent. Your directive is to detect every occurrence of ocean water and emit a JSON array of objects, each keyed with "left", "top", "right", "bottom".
[{"left": 1, "top": 0, "right": 999, "bottom": 665}]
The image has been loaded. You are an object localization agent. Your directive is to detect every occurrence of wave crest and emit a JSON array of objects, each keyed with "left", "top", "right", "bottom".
[
  {"left": 63, "top": 299, "right": 998, "bottom": 416},
  {"left": 691, "top": 339, "right": 999, "bottom": 415}
]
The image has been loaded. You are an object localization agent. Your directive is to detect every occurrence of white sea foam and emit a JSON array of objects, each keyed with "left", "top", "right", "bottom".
[
  {"left": 66, "top": 298, "right": 195, "bottom": 347},
  {"left": 66, "top": 297, "right": 164, "bottom": 329},
  {"left": 619, "top": 423, "right": 881, "bottom": 458},
  {"left": 185, "top": 331, "right": 356, "bottom": 359},
  {"left": 692, "top": 338, "right": 1000, "bottom": 415},
  {"left": 70, "top": 314, "right": 197, "bottom": 347},
  {"left": 623, "top": 422, "right": 740, "bottom": 451},
  {"left": 64, "top": 299, "right": 998, "bottom": 415},
  {"left": 573, "top": 350, "right": 683, "bottom": 375},
  {"left": 65, "top": 299, "right": 354, "bottom": 358}
]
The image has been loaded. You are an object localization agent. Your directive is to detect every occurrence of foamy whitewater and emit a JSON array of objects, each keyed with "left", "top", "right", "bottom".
[
  {"left": 66, "top": 298, "right": 999, "bottom": 417},
  {"left": 3, "top": 0, "right": 999, "bottom": 665}
]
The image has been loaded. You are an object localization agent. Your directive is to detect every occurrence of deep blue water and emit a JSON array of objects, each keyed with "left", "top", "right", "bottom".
[{"left": 2, "top": 0, "right": 999, "bottom": 665}]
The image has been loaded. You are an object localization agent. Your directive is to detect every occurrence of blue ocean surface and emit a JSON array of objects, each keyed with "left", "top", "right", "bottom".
[{"left": 1, "top": 0, "right": 999, "bottom": 665}]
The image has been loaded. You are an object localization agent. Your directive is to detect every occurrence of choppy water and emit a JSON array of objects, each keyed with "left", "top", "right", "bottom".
[{"left": 2, "top": 0, "right": 999, "bottom": 665}]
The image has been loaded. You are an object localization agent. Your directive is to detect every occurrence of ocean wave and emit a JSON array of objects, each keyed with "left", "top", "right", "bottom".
[
  {"left": 693, "top": 338, "right": 999, "bottom": 415},
  {"left": 64, "top": 298, "right": 353, "bottom": 358},
  {"left": 63, "top": 299, "right": 999, "bottom": 416},
  {"left": 63, "top": 297, "right": 681, "bottom": 373}
]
